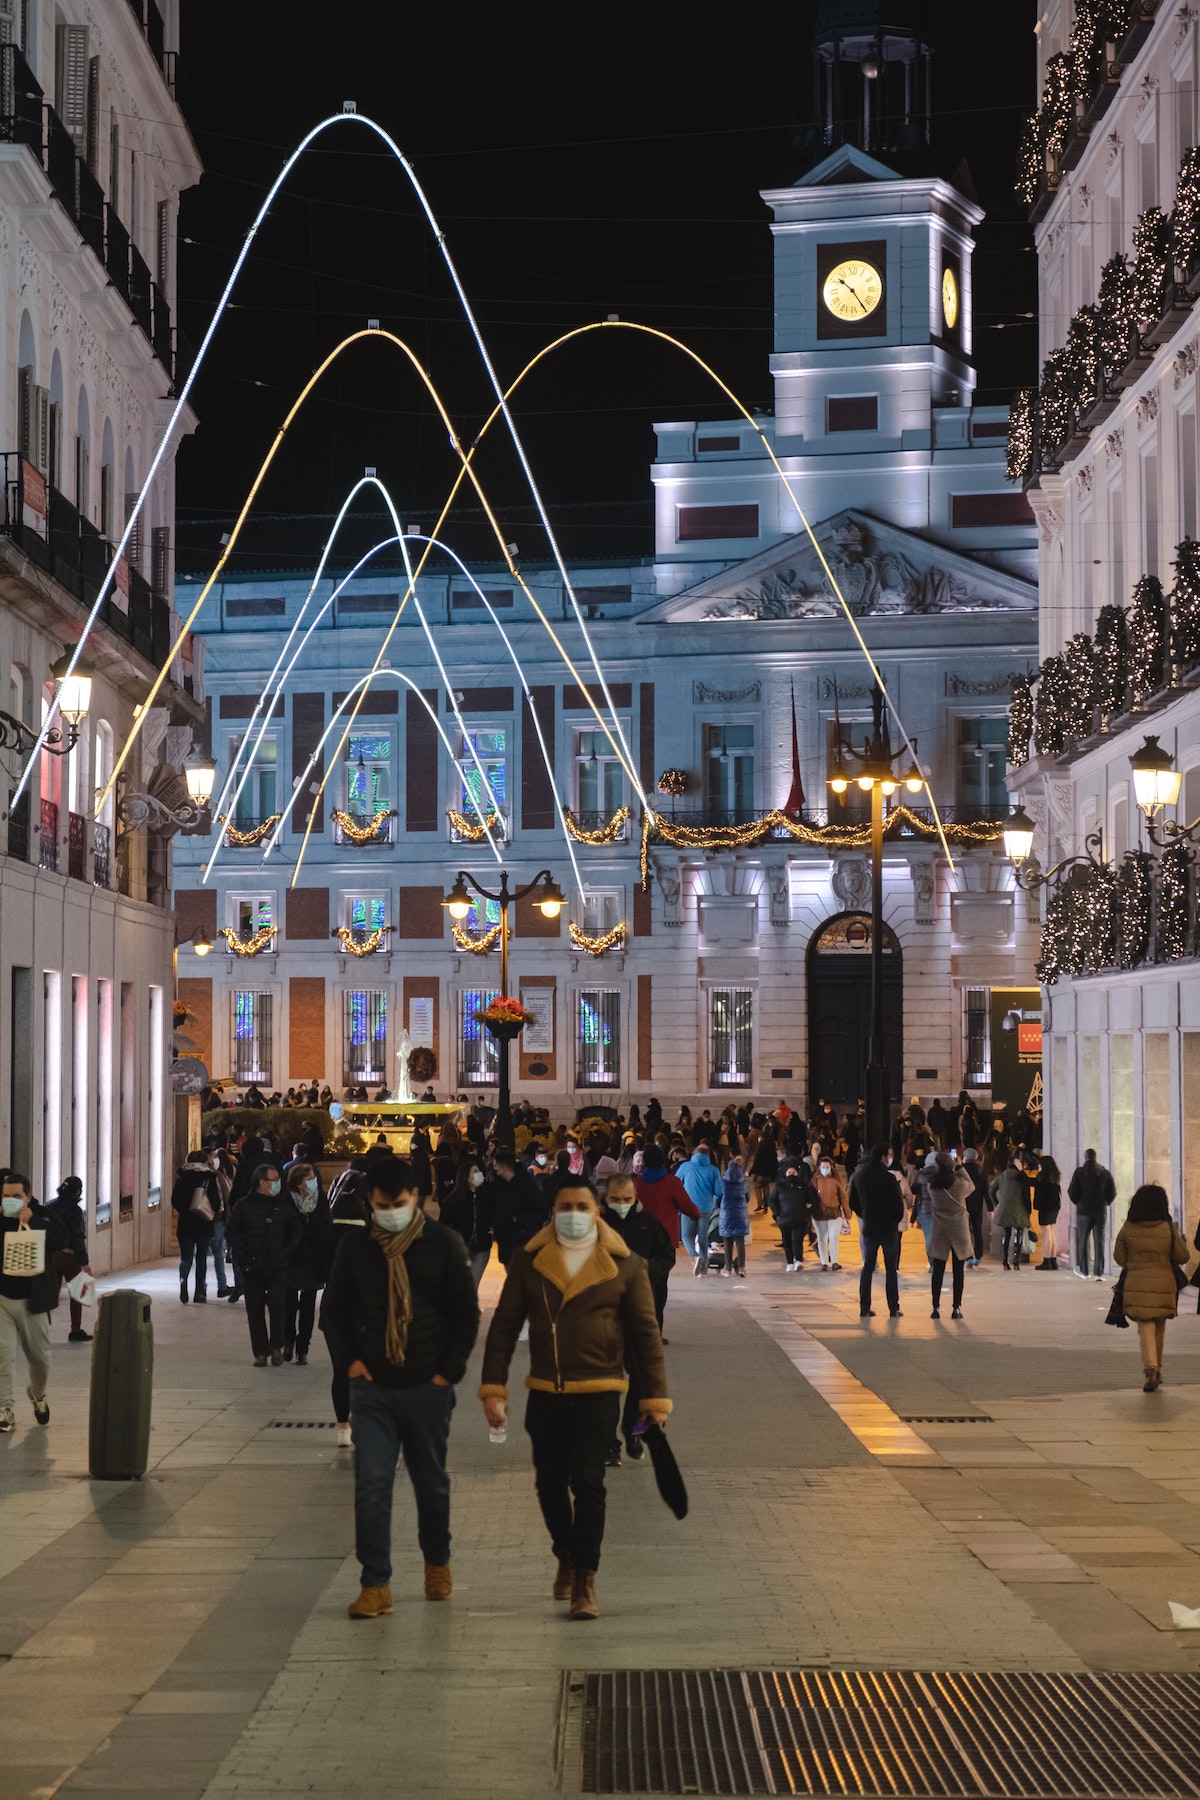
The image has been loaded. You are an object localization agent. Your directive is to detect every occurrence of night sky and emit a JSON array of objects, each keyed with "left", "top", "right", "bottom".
[{"left": 174, "top": 2, "right": 1038, "bottom": 574}]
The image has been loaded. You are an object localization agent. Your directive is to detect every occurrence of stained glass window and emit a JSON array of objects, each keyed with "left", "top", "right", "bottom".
[
  {"left": 344, "top": 990, "right": 387, "bottom": 1084},
  {"left": 458, "top": 987, "right": 500, "bottom": 1084},
  {"left": 345, "top": 732, "right": 392, "bottom": 817},
  {"left": 577, "top": 990, "right": 620, "bottom": 1087},
  {"left": 232, "top": 991, "right": 272, "bottom": 1083},
  {"left": 460, "top": 729, "right": 506, "bottom": 818}
]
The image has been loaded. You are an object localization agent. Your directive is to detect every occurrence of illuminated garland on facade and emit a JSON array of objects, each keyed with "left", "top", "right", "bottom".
[
  {"left": 447, "top": 808, "right": 501, "bottom": 841},
  {"left": 1128, "top": 575, "right": 1166, "bottom": 707},
  {"left": 1117, "top": 851, "right": 1153, "bottom": 968},
  {"left": 331, "top": 925, "right": 392, "bottom": 957},
  {"left": 1063, "top": 633, "right": 1098, "bottom": 740},
  {"left": 1007, "top": 673, "right": 1034, "bottom": 767},
  {"left": 1169, "top": 538, "right": 1200, "bottom": 676},
  {"left": 569, "top": 920, "right": 627, "bottom": 956},
  {"left": 1037, "top": 863, "right": 1117, "bottom": 985},
  {"left": 1133, "top": 207, "right": 1173, "bottom": 327},
  {"left": 657, "top": 768, "right": 688, "bottom": 798},
  {"left": 1096, "top": 254, "right": 1135, "bottom": 370},
  {"left": 638, "top": 806, "right": 1005, "bottom": 888},
  {"left": 218, "top": 814, "right": 282, "bottom": 848},
  {"left": 451, "top": 919, "right": 501, "bottom": 954},
  {"left": 563, "top": 805, "right": 631, "bottom": 843},
  {"left": 1015, "top": 6, "right": 1138, "bottom": 205},
  {"left": 1033, "top": 655, "right": 1070, "bottom": 756},
  {"left": 1157, "top": 844, "right": 1192, "bottom": 962},
  {"left": 1007, "top": 387, "right": 1037, "bottom": 483},
  {"left": 331, "top": 807, "right": 396, "bottom": 844},
  {"left": 1175, "top": 147, "right": 1200, "bottom": 272},
  {"left": 1035, "top": 840, "right": 1197, "bottom": 985},
  {"left": 1038, "top": 348, "right": 1072, "bottom": 458},
  {"left": 1094, "top": 604, "right": 1129, "bottom": 722},
  {"left": 218, "top": 925, "right": 276, "bottom": 957}
]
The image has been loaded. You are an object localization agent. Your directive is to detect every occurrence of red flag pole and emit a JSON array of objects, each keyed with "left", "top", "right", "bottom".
[{"left": 783, "top": 678, "right": 806, "bottom": 816}]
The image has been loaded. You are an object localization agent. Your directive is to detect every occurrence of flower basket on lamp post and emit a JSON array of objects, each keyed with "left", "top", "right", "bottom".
[{"left": 475, "top": 996, "right": 534, "bottom": 1043}]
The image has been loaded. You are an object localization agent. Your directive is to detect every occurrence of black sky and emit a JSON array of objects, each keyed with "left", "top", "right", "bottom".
[{"left": 174, "top": 2, "right": 1038, "bottom": 573}]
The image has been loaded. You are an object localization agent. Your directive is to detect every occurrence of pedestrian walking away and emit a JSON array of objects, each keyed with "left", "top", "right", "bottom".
[
  {"left": 1112, "top": 1184, "right": 1189, "bottom": 1391},
  {"left": 283, "top": 1163, "right": 331, "bottom": 1364},
  {"left": 1032, "top": 1156, "right": 1063, "bottom": 1270},
  {"left": 926, "top": 1152, "right": 973, "bottom": 1319},
  {"left": 0, "top": 1171, "right": 70, "bottom": 1433},
  {"left": 1069, "top": 1148, "right": 1116, "bottom": 1279},
  {"left": 320, "top": 1156, "right": 480, "bottom": 1617},
  {"left": 46, "top": 1175, "right": 92, "bottom": 1341},
  {"left": 600, "top": 1173, "right": 673, "bottom": 1464},
  {"left": 677, "top": 1146, "right": 724, "bottom": 1275},
  {"left": 479, "top": 1176, "right": 670, "bottom": 1621},
  {"left": 990, "top": 1153, "right": 1032, "bottom": 1270},
  {"left": 849, "top": 1145, "right": 904, "bottom": 1317},
  {"left": 170, "top": 1151, "right": 224, "bottom": 1304},
  {"left": 225, "top": 1164, "right": 303, "bottom": 1366},
  {"left": 717, "top": 1156, "right": 751, "bottom": 1276}
]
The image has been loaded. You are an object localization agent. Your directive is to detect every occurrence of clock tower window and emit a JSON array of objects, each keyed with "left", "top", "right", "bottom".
[{"left": 827, "top": 396, "right": 878, "bottom": 433}]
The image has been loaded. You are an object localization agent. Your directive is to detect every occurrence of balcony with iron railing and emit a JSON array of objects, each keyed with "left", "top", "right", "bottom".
[
  {"left": 0, "top": 46, "right": 178, "bottom": 380},
  {"left": 93, "top": 822, "right": 111, "bottom": 889},
  {"left": 449, "top": 807, "right": 510, "bottom": 845},
  {"left": 39, "top": 798, "right": 58, "bottom": 871},
  {"left": 68, "top": 811, "right": 87, "bottom": 880},
  {"left": 333, "top": 811, "right": 397, "bottom": 847},
  {"left": 6, "top": 792, "right": 29, "bottom": 861},
  {"left": 570, "top": 809, "right": 631, "bottom": 841}
]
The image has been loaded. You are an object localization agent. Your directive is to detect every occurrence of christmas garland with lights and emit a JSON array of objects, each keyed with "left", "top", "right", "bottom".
[
  {"left": 217, "top": 814, "right": 282, "bottom": 848},
  {"left": 331, "top": 925, "right": 392, "bottom": 957},
  {"left": 1007, "top": 388, "right": 1037, "bottom": 484},
  {"left": 1063, "top": 632, "right": 1098, "bottom": 741},
  {"left": 1037, "top": 862, "right": 1118, "bottom": 984},
  {"left": 1038, "top": 348, "right": 1073, "bottom": 459},
  {"left": 568, "top": 920, "right": 627, "bottom": 956},
  {"left": 1174, "top": 147, "right": 1200, "bottom": 273},
  {"left": 1116, "top": 850, "right": 1153, "bottom": 967},
  {"left": 1169, "top": 538, "right": 1200, "bottom": 676},
  {"left": 1096, "top": 254, "right": 1135, "bottom": 375},
  {"left": 657, "top": 768, "right": 688, "bottom": 798},
  {"left": 1033, "top": 655, "right": 1070, "bottom": 756},
  {"left": 1133, "top": 207, "right": 1173, "bottom": 329},
  {"left": 1007, "top": 673, "right": 1034, "bottom": 768},
  {"left": 1093, "top": 604, "right": 1129, "bottom": 722},
  {"left": 1156, "top": 843, "right": 1192, "bottom": 962},
  {"left": 331, "top": 807, "right": 396, "bottom": 844},
  {"left": 563, "top": 806, "right": 631, "bottom": 844},
  {"left": 446, "top": 808, "right": 502, "bottom": 841},
  {"left": 451, "top": 919, "right": 501, "bottom": 954},
  {"left": 1127, "top": 575, "right": 1166, "bottom": 707},
  {"left": 1065, "top": 306, "right": 1103, "bottom": 418},
  {"left": 218, "top": 925, "right": 275, "bottom": 958}
]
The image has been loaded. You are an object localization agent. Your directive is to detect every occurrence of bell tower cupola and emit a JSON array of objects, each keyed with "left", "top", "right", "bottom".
[{"left": 805, "top": 1, "right": 935, "bottom": 169}]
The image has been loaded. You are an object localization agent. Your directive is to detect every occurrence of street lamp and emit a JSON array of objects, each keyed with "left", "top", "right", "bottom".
[
  {"left": 116, "top": 750, "right": 219, "bottom": 834},
  {"left": 827, "top": 681, "right": 915, "bottom": 1146},
  {"left": 183, "top": 749, "right": 217, "bottom": 809},
  {"left": 443, "top": 867, "right": 564, "bottom": 1146},
  {"left": 0, "top": 647, "right": 93, "bottom": 756},
  {"left": 1128, "top": 734, "right": 1196, "bottom": 846},
  {"left": 1004, "top": 803, "right": 1108, "bottom": 892}
]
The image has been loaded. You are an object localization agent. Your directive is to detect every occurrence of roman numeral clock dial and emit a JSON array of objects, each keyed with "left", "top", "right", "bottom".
[{"left": 821, "top": 258, "right": 884, "bottom": 322}]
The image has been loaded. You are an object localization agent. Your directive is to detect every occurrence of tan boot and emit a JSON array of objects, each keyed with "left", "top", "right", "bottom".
[
  {"left": 347, "top": 1584, "right": 393, "bottom": 1619},
  {"left": 552, "top": 1555, "right": 573, "bottom": 1601},
  {"left": 424, "top": 1562, "right": 452, "bottom": 1601},
  {"left": 569, "top": 1569, "right": 598, "bottom": 1621}
]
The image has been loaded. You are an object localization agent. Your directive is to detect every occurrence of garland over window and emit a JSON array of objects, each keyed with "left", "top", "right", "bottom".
[
  {"left": 447, "top": 808, "right": 501, "bottom": 841},
  {"left": 451, "top": 919, "right": 501, "bottom": 954},
  {"left": 219, "top": 925, "right": 275, "bottom": 957},
  {"left": 218, "top": 814, "right": 282, "bottom": 848},
  {"left": 331, "top": 925, "right": 393, "bottom": 957},
  {"left": 569, "top": 920, "right": 627, "bottom": 956},
  {"left": 564, "top": 806, "right": 631, "bottom": 843},
  {"left": 331, "top": 808, "right": 396, "bottom": 844}
]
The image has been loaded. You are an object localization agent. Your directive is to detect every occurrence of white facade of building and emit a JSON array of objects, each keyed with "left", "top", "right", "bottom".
[
  {"left": 1010, "top": 0, "right": 1200, "bottom": 1240},
  {"left": 0, "top": 0, "right": 202, "bottom": 1269}
]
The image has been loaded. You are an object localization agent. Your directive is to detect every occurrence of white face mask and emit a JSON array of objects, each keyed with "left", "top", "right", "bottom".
[
  {"left": 468, "top": 1170, "right": 484, "bottom": 1189},
  {"left": 303, "top": 1178, "right": 318, "bottom": 1197},
  {"left": 374, "top": 1204, "right": 414, "bottom": 1234},
  {"left": 608, "top": 1201, "right": 634, "bottom": 1219},
  {"left": 554, "top": 1210, "right": 596, "bottom": 1243}
]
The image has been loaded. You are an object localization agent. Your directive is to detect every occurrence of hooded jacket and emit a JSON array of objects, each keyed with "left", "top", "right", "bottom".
[
  {"left": 678, "top": 1151, "right": 724, "bottom": 1212},
  {"left": 602, "top": 1201, "right": 674, "bottom": 1296},
  {"left": 1068, "top": 1158, "right": 1117, "bottom": 1215},
  {"left": 849, "top": 1161, "right": 904, "bottom": 1236},
  {"left": 989, "top": 1165, "right": 1031, "bottom": 1230},
  {"left": 170, "top": 1165, "right": 221, "bottom": 1239},
  {"left": 634, "top": 1168, "right": 699, "bottom": 1246},
  {"left": 479, "top": 1218, "right": 669, "bottom": 1410},
  {"left": 718, "top": 1165, "right": 751, "bottom": 1237},
  {"left": 771, "top": 1168, "right": 812, "bottom": 1225}
]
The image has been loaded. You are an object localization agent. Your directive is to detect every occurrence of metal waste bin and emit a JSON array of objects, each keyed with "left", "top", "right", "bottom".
[{"left": 88, "top": 1288, "right": 154, "bottom": 1480}]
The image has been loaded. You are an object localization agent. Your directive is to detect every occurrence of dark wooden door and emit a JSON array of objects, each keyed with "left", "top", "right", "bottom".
[{"left": 807, "top": 922, "right": 902, "bottom": 1111}]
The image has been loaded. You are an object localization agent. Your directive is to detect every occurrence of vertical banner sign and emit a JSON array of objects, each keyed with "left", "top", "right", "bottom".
[{"left": 989, "top": 987, "right": 1043, "bottom": 1117}]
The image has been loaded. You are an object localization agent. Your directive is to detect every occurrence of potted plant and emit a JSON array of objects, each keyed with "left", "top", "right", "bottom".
[{"left": 474, "top": 995, "right": 534, "bottom": 1041}]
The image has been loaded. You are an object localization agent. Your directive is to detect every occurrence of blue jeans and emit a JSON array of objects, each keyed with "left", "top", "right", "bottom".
[
  {"left": 859, "top": 1230, "right": 901, "bottom": 1313},
  {"left": 681, "top": 1211, "right": 712, "bottom": 1269},
  {"left": 210, "top": 1222, "right": 228, "bottom": 1290},
  {"left": 350, "top": 1378, "right": 456, "bottom": 1585},
  {"left": 178, "top": 1232, "right": 216, "bottom": 1294},
  {"left": 1076, "top": 1214, "right": 1106, "bottom": 1276}
]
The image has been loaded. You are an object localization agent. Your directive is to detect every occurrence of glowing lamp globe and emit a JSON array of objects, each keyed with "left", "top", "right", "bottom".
[
  {"left": 536, "top": 876, "right": 566, "bottom": 919},
  {"left": 1003, "top": 805, "right": 1036, "bottom": 866},
  {"left": 1130, "top": 735, "right": 1181, "bottom": 819},
  {"left": 443, "top": 876, "right": 473, "bottom": 921},
  {"left": 183, "top": 751, "right": 217, "bottom": 808},
  {"left": 49, "top": 649, "right": 93, "bottom": 727}
]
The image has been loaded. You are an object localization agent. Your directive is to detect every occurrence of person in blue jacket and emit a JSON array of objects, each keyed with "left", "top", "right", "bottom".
[
  {"left": 718, "top": 1155, "right": 751, "bottom": 1276},
  {"left": 678, "top": 1146, "right": 724, "bottom": 1276}
]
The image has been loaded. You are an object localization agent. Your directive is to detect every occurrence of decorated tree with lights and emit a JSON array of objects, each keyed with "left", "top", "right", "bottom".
[
  {"left": 1037, "top": 863, "right": 1117, "bottom": 984},
  {"left": 1127, "top": 575, "right": 1167, "bottom": 706},
  {"left": 1063, "top": 632, "right": 1098, "bottom": 742},
  {"left": 1038, "top": 349, "right": 1073, "bottom": 458},
  {"left": 1064, "top": 305, "right": 1103, "bottom": 415},
  {"left": 1007, "top": 673, "right": 1034, "bottom": 767},
  {"left": 1015, "top": 114, "right": 1045, "bottom": 207},
  {"left": 1168, "top": 538, "right": 1200, "bottom": 676},
  {"left": 1093, "top": 604, "right": 1129, "bottom": 721},
  {"left": 1007, "top": 387, "right": 1037, "bottom": 484},
  {"left": 1096, "top": 255, "right": 1134, "bottom": 374},
  {"left": 1116, "top": 851, "right": 1153, "bottom": 968},
  {"left": 1132, "top": 207, "right": 1173, "bottom": 328},
  {"left": 1156, "top": 844, "right": 1193, "bottom": 962},
  {"left": 1068, "top": 0, "right": 1106, "bottom": 92},
  {"left": 1172, "top": 147, "right": 1200, "bottom": 274},
  {"left": 1034, "top": 655, "right": 1070, "bottom": 756}
]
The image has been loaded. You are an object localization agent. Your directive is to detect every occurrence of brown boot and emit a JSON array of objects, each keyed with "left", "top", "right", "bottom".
[
  {"left": 424, "top": 1562, "right": 452, "bottom": 1601},
  {"left": 347, "top": 1585, "right": 392, "bottom": 1619},
  {"left": 569, "top": 1569, "right": 598, "bottom": 1621},
  {"left": 552, "top": 1555, "right": 573, "bottom": 1601}
]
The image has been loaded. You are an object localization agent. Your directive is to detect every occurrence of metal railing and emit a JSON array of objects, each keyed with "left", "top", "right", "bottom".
[
  {"left": 93, "top": 822, "right": 110, "bottom": 889},
  {"left": 571, "top": 809, "right": 631, "bottom": 841},
  {"left": 449, "top": 807, "right": 510, "bottom": 845},
  {"left": 68, "top": 811, "right": 87, "bottom": 880},
  {"left": 6, "top": 792, "right": 29, "bottom": 862},
  {"left": 333, "top": 812, "right": 397, "bottom": 846},
  {"left": 39, "top": 798, "right": 58, "bottom": 871}
]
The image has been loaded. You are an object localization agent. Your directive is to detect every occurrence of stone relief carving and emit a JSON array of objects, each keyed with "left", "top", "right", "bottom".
[
  {"left": 699, "top": 516, "right": 1013, "bottom": 621},
  {"left": 765, "top": 863, "right": 791, "bottom": 927},
  {"left": 78, "top": 318, "right": 98, "bottom": 375},
  {"left": 1036, "top": 499, "right": 1063, "bottom": 546},
  {"left": 654, "top": 861, "right": 683, "bottom": 927},
  {"left": 1177, "top": 4, "right": 1197, "bottom": 49},
  {"left": 1076, "top": 465, "right": 1094, "bottom": 495},
  {"left": 1175, "top": 344, "right": 1198, "bottom": 387},
  {"left": 910, "top": 858, "right": 936, "bottom": 925},
  {"left": 693, "top": 680, "right": 761, "bottom": 704},
  {"left": 944, "top": 671, "right": 1026, "bottom": 697},
  {"left": 819, "top": 676, "right": 875, "bottom": 700},
  {"left": 1136, "top": 75, "right": 1160, "bottom": 121},
  {"left": 1105, "top": 429, "right": 1124, "bottom": 465},
  {"left": 831, "top": 853, "right": 872, "bottom": 914},
  {"left": 1106, "top": 132, "right": 1122, "bottom": 168},
  {"left": 18, "top": 235, "right": 40, "bottom": 301},
  {"left": 1136, "top": 390, "right": 1160, "bottom": 428}
]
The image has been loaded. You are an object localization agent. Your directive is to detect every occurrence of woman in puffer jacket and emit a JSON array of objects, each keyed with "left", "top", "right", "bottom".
[
  {"left": 926, "top": 1153, "right": 973, "bottom": 1320},
  {"left": 1114, "top": 1185, "right": 1189, "bottom": 1392},
  {"left": 718, "top": 1156, "right": 751, "bottom": 1277}
]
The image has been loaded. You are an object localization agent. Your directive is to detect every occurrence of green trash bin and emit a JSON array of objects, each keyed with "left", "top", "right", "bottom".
[{"left": 88, "top": 1288, "right": 154, "bottom": 1480}]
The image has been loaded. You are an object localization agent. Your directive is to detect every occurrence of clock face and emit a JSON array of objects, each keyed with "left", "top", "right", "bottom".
[
  {"left": 942, "top": 265, "right": 960, "bottom": 331},
  {"left": 821, "top": 258, "right": 884, "bottom": 323}
]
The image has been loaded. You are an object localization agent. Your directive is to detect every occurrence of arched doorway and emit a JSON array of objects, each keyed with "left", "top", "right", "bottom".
[{"left": 807, "top": 912, "right": 902, "bottom": 1112}]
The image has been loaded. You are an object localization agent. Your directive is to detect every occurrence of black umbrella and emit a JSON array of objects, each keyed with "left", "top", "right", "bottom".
[{"left": 642, "top": 1423, "right": 688, "bottom": 1519}]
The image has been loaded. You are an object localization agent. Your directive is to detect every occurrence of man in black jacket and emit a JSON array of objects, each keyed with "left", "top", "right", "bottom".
[
  {"left": 849, "top": 1144, "right": 905, "bottom": 1318},
  {"left": 0, "top": 1171, "right": 71, "bottom": 1432},
  {"left": 226, "top": 1162, "right": 302, "bottom": 1366},
  {"left": 490, "top": 1148, "right": 548, "bottom": 1265},
  {"left": 321, "top": 1157, "right": 479, "bottom": 1619},
  {"left": 601, "top": 1173, "right": 673, "bottom": 1465},
  {"left": 1068, "top": 1148, "right": 1117, "bottom": 1279}
]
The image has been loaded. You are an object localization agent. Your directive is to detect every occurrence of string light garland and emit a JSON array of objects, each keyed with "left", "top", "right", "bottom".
[
  {"left": 451, "top": 919, "right": 501, "bottom": 954},
  {"left": 657, "top": 769, "right": 688, "bottom": 798},
  {"left": 1037, "top": 862, "right": 1117, "bottom": 985},
  {"left": 217, "top": 814, "right": 282, "bottom": 848},
  {"left": 1034, "top": 655, "right": 1070, "bottom": 756},
  {"left": 1174, "top": 147, "right": 1200, "bottom": 274},
  {"left": 1038, "top": 348, "right": 1072, "bottom": 459},
  {"left": 1117, "top": 851, "right": 1153, "bottom": 968},
  {"left": 563, "top": 805, "right": 631, "bottom": 844},
  {"left": 1133, "top": 206, "right": 1173, "bottom": 329},
  {"left": 331, "top": 925, "right": 392, "bottom": 957},
  {"left": 1128, "top": 575, "right": 1166, "bottom": 707},
  {"left": 218, "top": 925, "right": 275, "bottom": 958},
  {"left": 569, "top": 920, "right": 627, "bottom": 956},
  {"left": 1064, "top": 633, "right": 1098, "bottom": 741},
  {"left": 446, "top": 807, "right": 502, "bottom": 841},
  {"left": 1169, "top": 538, "right": 1200, "bottom": 677},
  {"left": 1096, "top": 254, "right": 1135, "bottom": 373},
  {"left": 1007, "top": 387, "right": 1037, "bottom": 484},
  {"left": 1093, "top": 604, "right": 1129, "bottom": 723},
  {"left": 1157, "top": 844, "right": 1192, "bottom": 962},
  {"left": 1008, "top": 674, "right": 1034, "bottom": 768},
  {"left": 331, "top": 807, "right": 396, "bottom": 844}
]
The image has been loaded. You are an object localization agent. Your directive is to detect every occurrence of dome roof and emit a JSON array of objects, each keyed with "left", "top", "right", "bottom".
[{"left": 813, "top": 0, "right": 935, "bottom": 42}]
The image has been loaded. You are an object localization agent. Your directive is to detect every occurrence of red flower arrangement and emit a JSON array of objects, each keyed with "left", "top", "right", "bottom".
[{"left": 474, "top": 995, "right": 535, "bottom": 1031}]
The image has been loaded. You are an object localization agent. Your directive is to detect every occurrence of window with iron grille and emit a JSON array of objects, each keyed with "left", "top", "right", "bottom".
[
  {"left": 458, "top": 987, "right": 500, "bottom": 1085},
  {"left": 709, "top": 987, "right": 752, "bottom": 1088},
  {"left": 232, "top": 991, "right": 272, "bottom": 1085},
  {"left": 577, "top": 990, "right": 620, "bottom": 1088},
  {"left": 344, "top": 892, "right": 388, "bottom": 950},
  {"left": 343, "top": 990, "right": 387, "bottom": 1086},
  {"left": 460, "top": 728, "right": 505, "bottom": 822},
  {"left": 965, "top": 988, "right": 990, "bottom": 1085}
]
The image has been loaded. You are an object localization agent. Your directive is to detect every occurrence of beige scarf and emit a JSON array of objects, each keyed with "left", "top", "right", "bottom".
[{"left": 371, "top": 1211, "right": 426, "bottom": 1366}]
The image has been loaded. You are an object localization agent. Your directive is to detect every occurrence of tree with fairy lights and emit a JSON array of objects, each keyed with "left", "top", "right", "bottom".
[
  {"left": 1007, "top": 388, "right": 1037, "bottom": 484},
  {"left": 1173, "top": 147, "right": 1200, "bottom": 275},
  {"left": 1156, "top": 844, "right": 1192, "bottom": 963},
  {"left": 1007, "top": 673, "right": 1034, "bottom": 768},
  {"left": 1127, "top": 575, "right": 1166, "bottom": 707},
  {"left": 1063, "top": 633, "right": 1098, "bottom": 742},
  {"left": 1034, "top": 656, "right": 1070, "bottom": 756},
  {"left": 1064, "top": 306, "right": 1103, "bottom": 415},
  {"left": 1093, "top": 604, "right": 1129, "bottom": 722},
  {"left": 1096, "top": 255, "right": 1134, "bottom": 374},
  {"left": 1133, "top": 207, "right": 1173, "bottom": 328},
  {"left": 1169, "top": 538, "right": 1200, "bottom": 676},
  {"left": 1036, "top": 863, "right": 1117, "bottom": 984},
  {"left": 1039, "top": 349, "right": 1073, "bottom": 458},
  {"left": 1117, "top": 851, "right": 1153, "bottom": 968}
]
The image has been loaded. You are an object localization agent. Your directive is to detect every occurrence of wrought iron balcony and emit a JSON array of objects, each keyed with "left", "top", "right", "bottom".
[
  {"left": 571, "top": 808, "right": 630, "bottom": 841},
  {"left": 39, "top": 798, "right": 58, "bottom": 871},
  {"left": 93, "top": 822, "right": 111, "bottom": 889},
  {"left": 68, "top": 811, "right": 87, "bottom": 880},
  {"left": 333, "top": 810, "right": 397, "bottom": 847}
]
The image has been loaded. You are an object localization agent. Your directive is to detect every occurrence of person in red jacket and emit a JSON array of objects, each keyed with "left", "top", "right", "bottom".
[{"left": 633, "top": 1145, "right": 699, "bottom": 1341}]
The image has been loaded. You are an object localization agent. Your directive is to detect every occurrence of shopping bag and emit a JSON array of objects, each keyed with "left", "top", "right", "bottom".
[
  {"left": 1104, "top": 1270, "right": 1129, "bottom": 1328},
  {"left": 66, "top": 1270, "right": 97, "bottom": 1307},
  {"left": 2, "top": 1221, "right": 45, "bottom": 1277}
]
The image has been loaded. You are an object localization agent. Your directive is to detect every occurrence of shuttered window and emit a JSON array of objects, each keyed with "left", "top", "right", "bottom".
[
  {"left": 55, "top": 24, "right": 88, "bottom": 152},
  {"left": 344, "top": 990, "right": 387, "bottom": 1085},
  {"left": 709, "top": 988, "right": 753, "bottom": 1088},
  {"left": 232, "top": 992, "right": 272, "bottom": 1085}
]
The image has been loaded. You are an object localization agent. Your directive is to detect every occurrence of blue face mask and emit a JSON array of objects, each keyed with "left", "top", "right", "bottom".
[
  {"left": 2, "top": 1195, "right": 24, "bottom": 1217},
  {"left": 265, "top": 1180, "right": 281, "bottom": 1197}
]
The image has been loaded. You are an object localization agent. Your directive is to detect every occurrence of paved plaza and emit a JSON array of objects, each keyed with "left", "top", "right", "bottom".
[{"left": 2, "top": 1230, "right": 1200, "bottom": 1800}]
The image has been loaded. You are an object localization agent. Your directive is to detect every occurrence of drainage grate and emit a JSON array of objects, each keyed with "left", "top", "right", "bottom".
[
  {"left": 565, "top": 1670, "right": 1200, "bottom": 1796},
  {"left": 900, "top": 1416, "right": 994, "bottom": 1425},
  {"left": 266, "top": 1420, "right": 335, "bottom": 1429}
]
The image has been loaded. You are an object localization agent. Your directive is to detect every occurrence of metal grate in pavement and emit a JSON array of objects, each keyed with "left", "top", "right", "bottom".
[
  {"left": 563, "top": 1670, "right": 1200, "bottom": 1795},
  {"left": 900, "top": 1416, "right": 994, "bottom": 1425},
  {"left": 266, "top": 1419, "right": 335, "bottom": 1429}
]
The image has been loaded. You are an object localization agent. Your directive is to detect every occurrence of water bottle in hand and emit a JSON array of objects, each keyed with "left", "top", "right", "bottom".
[{"left": 489, "top": 1404, "right": 507, "bottom": 1446}]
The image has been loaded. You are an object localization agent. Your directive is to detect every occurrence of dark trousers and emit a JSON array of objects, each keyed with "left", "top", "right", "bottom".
[
  {"left": 780, "top": 1221, "right": 807, "bottom": 1263},
  {"left": 178, "top": 1232, "right": 216, "bottom": 1296},
  {"left": 242, "top": 1272, "right": 286, "bottom": 1357},
  {"left": 965, "top": 1195, "right": 986, "bottom": 1260},
  {"left": 285, "top": 1288, "right": 317, "bottom": 1355},
  {"left": 931, "top": 1254, "right": 965, "bottom": 1309},
  {"left": 525, "top": 1389, "right": 620, "bottom": 1572},
  {"left": 350, "top": 1378, "right": 455, "bottom": 1585},
  {"left": 1003, "top": 1227, "right": 1026, "bottom": 1267},
  {"left": 724, "top": 1235, "right": 746, "bottom": 1273},
  {"left": 1077, "top": 1214, "right": 1105, "bottom": 1276},
  {"left": 859, "top": 1229, "right": 900, "bottom": 1312}
]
